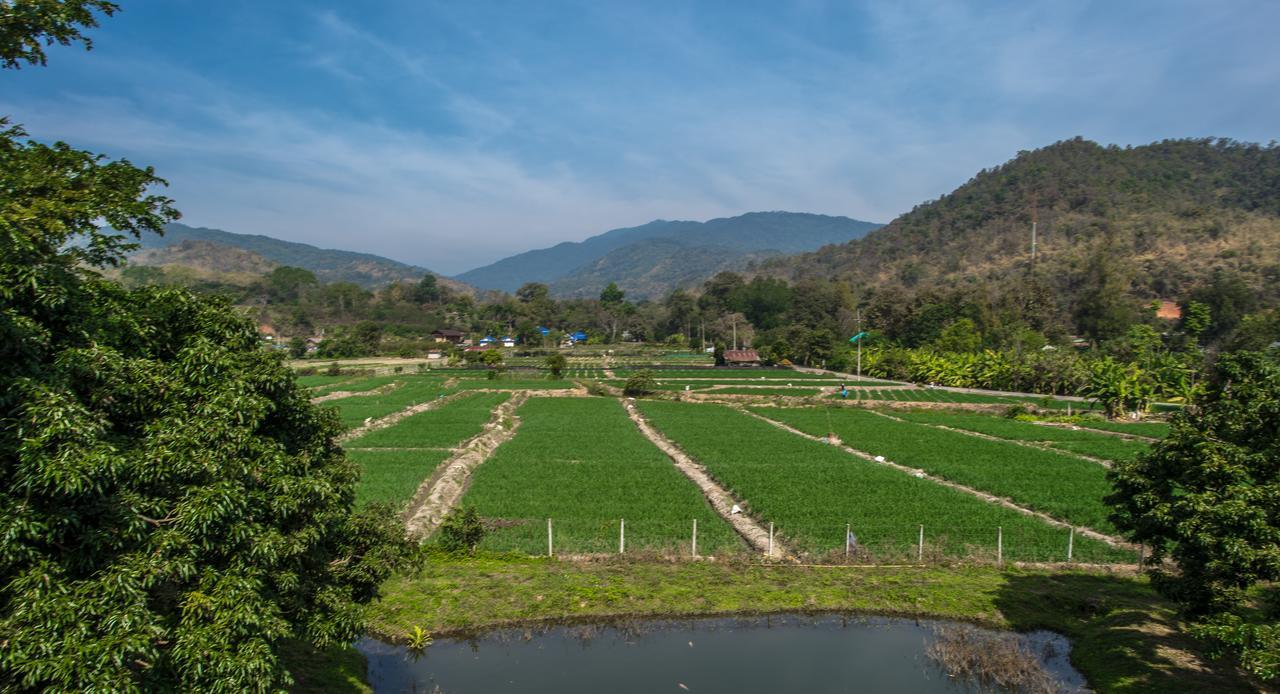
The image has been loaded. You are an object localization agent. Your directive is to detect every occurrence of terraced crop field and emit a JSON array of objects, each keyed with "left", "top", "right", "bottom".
[
  {"left": 309, "top": 374, "right": 404, "bottom": 396},
  {"left": 827, "top": 388, "right": 1095, "bottom": 410},
  {"left": 297, "top": 374, "right": 360, "bottom": 389},
  {"left": 637, "top": 401, "right": 1129, "bottom": 562},
  {"left": 1074, "top": 420, "right": 1171, "bottom": 439},
  {"left": 891, "top": 411, "right": 1153, "bottom": 462},
  {"left": 347, "top": 449, "right": 453, "bottom": 508},
  {"left": 459, "top": 397, "right": 737, "bottom": 555},
  {"left": 344, "top": 392, "right": 510, "bottom": 508},
  {"left": 346, "top": 392, "right": 509, "bottom": 449},
  {"left": 752, "top": 406, "right": 1118, "bottom": 534},
  {"left": 323, "top": 376, "right": 455, "bottom": 429}
]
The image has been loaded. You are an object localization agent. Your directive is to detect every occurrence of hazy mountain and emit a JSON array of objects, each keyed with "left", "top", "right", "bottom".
[
  {"left": 770, "top": 137, "right": 1280, "bottom": 306},
  {"left": 455, "top": 211, "right": 881, "bottom": 295},
  {"left": 549, "top": 239, "right": 783, "bottom": 299},
  {"left": 131, "top": 223, "right": 450, "bottom": 289}
]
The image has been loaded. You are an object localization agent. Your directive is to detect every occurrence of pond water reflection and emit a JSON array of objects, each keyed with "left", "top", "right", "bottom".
[{"left": 358, "top": 614, "right": 1087, "bottom": 693}]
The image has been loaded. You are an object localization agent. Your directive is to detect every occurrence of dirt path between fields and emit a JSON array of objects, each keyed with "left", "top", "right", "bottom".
[
  {"left": 1032, "top": 421, "right": 1161, "bottom": 443},
  {"left": 404, "top": 392, "right": 529, "bottom": 538},
  {"left": 337, "top": 391, "right": 471, "bottom": 443},
  {"left": 311, "top": 381, "right": 402, "bottom": 404},
  {"left": 866, "top": 410, "right": 1113, "bottom": 468},
  {"left": 621, "top": 399, "right": 789, "bottom": 559},
  {"left": 739, "top": 408, "right": 1135, "bottom": 551}
]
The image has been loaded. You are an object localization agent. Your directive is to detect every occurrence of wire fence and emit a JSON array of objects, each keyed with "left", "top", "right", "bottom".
[{"left": 451, "top": 517, "right": 1138, "bottom": 565}]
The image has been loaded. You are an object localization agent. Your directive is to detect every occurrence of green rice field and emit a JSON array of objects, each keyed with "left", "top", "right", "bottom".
[
  {"left": 638, "top": 400, "right": 1129, "bottom": 562},
  {"left": 458, "top": 397, "right": 738, "bottom": 555},
  {"left": 345, "top": 392, "right": 510, "bottom": 507},
  {"left": 751, "top": 406, "right": 1119, "bottom": 533},
  {"left": 891, "top": 410, "right": 1153, "bottom": 462}
]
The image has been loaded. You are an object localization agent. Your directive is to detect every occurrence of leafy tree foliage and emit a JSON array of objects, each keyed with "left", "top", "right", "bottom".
[
  {"left": 437, "top": 507, "right": 486, "bottom": 554},
  {"left": 0, "top": 0, "right": 117, "bottom": 68},
  {"left": 544, "top": 352, "right": 567, "bottom": 379},
  {"left": 623, "top": 370, "right": 657, "bottom": 396},
  {"left": 1107, "top": 352, "right": 1280, "bottom": 679},
  {"left": 0, "top": 118, "right": 406, "bottom": 690},
  {"left": 1108, "top": 352, "right": 1279, "bottom": 615}
]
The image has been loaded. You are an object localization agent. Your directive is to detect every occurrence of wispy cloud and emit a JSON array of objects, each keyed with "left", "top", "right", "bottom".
[{"left": 4, "top": 0, "right": 1277, "bottom": 273}]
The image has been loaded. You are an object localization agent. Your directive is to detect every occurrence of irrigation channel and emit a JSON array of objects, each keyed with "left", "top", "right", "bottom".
[{"left": 357, "top": 613, "right": 1086, "bottom": 693}]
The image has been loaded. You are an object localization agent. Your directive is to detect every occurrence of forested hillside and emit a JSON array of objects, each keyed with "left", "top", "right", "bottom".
[{"left": 770, "top": 138, "right": 1280, "bottom": 341}]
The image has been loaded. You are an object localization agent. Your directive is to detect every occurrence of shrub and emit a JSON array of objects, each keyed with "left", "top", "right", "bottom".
[
  {"left": 624, "top": 370, "right": 658, "bottom": 396},
  {"left": 438, "top": 508, "right": 486, "bottom": 553}
]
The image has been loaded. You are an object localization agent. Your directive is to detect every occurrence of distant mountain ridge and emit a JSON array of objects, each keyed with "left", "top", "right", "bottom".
[
  {"left": 131, "top": 223, "right": 449, "bottom": 289},
  {"left": 455, "top": 211, "right": 881, "bottom": 297}
]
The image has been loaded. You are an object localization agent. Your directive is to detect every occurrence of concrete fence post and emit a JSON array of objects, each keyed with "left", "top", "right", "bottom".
[
  {"left": 768, "top": 522, "right": 774, "bottom": 559},
  {"left": 997, "top": 526, "right": 1003, "bottom": 567},
  {"left": 619, "top": 518, "right": 625, "bottom": 555},
  {"left": 692, "top": 519, "right": 698, "bottom": 558},
  {"left": 1067, "top": 527, "right": 1074, "bottom": 562},
  {"left": 918, "top": 524, "right": 924, "bottom": 563},
  {"left": 547, "top": 518, "right": 553, "bottom": 557}
]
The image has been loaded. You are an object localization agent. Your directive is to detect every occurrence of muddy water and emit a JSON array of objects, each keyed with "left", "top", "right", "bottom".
[{"left": 357, "top": 614, "right": 1087, "bottom": 693}]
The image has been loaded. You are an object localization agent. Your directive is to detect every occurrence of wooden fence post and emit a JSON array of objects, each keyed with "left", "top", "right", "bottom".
[
  {"left": 845, "top": 523, "right": 851, "bottom": 558},
  {"left": 918, "top": 524, "right": 924, "bottom": 563},
  {"left": 692, "top": 519, "right": 698, "bottom": 558},
  {"left": 1067, "top": 527, "right": 1074, "bottom": 562},
  {"left": 768, "top": 522, "right": 774, "bottom": 558}
]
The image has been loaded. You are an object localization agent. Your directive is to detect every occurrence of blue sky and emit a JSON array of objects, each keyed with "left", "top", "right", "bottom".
[{"left": 4, "top": 0, "right": 1278, "bottom": 274}]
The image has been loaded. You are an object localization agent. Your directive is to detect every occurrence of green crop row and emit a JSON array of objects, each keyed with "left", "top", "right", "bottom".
[
  {"left": 347, "top": 449, "right": 452, "bottom": 509},
  {"left": 296, "top": 374, "right": 358, "bottom": 389},
  {"left": 892, "top": 410, "right": 1152, "bottom": 462},
  {"left": 458, "top": 397, "right": 738, "bottom": 555},
  {"left": 308, "top": 374, "right": 404, "bottom": 397},
  {"left": 323, "top": 376, "right": 455, "bottom": 429},
  {"left": 1073, "top": 420, "right": 1171, "bottom": 439},
  {"left": 752, "top": 406, "right": 1118, "bottom": 533},
  {"left": 637, "top": 401, "right": 1130, "bottom": 562},
  {"left": 346, "top": 392, "right": 509, "bottom": 449}
]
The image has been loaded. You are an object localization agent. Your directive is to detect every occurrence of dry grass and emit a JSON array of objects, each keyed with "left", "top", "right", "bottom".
[{"left": 927, "top": 624, "right": 1059, "bottom": 693}]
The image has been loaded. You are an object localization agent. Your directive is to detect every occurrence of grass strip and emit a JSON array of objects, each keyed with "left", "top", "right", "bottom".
[{"left": 368, "top": 554, "right": 1255, "bottom": 693}]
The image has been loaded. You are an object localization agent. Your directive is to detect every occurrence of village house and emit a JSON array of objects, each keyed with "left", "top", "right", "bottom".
[
  {"left": 430, "top": 329, "right": 467, "bottom": 345},
  {"left": 723, "top": 349, "right": 762, "bottom": 366}
]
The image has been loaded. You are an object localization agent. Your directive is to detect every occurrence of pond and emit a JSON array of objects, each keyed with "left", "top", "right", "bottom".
[{"left": 357, "top": 614, "right": 1087, "bottom": 693}]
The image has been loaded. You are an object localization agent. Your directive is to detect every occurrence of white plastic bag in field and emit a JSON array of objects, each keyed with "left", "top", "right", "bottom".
[
  {"left": 731, "top": 504, "right": 742, "bottom": 515},
  {"left": 874, "top": 455, "right": 886, "bottom": 462}
]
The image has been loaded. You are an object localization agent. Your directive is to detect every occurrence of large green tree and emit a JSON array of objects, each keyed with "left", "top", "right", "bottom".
[
  {"left": 1, "top": 7, "right": 407, "bottom": 689},
  {"left": 1107, "top": 352, "right": 1279, "bottom": 678}
]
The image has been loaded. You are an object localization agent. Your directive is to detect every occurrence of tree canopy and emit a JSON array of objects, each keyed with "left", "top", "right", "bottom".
[{"left": 0, "top": 0, "right": 117, "bottom": 68}]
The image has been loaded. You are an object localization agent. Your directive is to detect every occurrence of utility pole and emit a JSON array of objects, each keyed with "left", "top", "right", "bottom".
[
  {"left": 855, "top": 308, "right": 863, "bottom": 379},
  {"left": 731, "top": 318, "right": 737, "bottom": 351},
  {"left": 1030, "top": 192, "right": 1038, "bottom": 265}
]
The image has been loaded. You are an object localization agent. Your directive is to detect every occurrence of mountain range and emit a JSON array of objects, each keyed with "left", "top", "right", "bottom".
[
  {"left": 130, "top": 223, "right": 445, "bottom": 289},
  {"left": 454, "top": 211, "right": 881, "bottom": 298}
]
